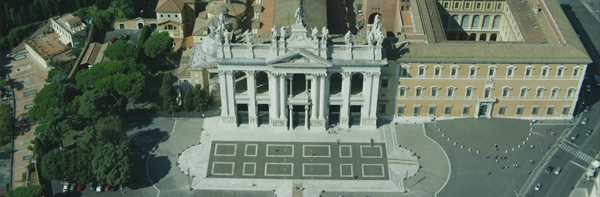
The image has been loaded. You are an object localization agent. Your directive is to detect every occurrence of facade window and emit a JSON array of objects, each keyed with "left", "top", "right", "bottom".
[
  {"left": 175, "top": 14, "right": 178, "bottom": 18},
  {"left": 413, "top": 106, "right": 421, "bottom": 116},
  {"left": 506, "top": 67, "right": 515, "bottom": 77},
  {"left": 562, "top": 106, "right": 570, "bottom": 115},
  {"left": 486, "top": 2, "right": 492, "bottom": 9},
  {"left": 462, "top": 106, "right": 470, "bottom": 116},
  {"left": 450, "top": 66, "right": 459, "bottom": 77},
  {"left": 498, "top": 106, "right": 506, "bottom": 115},
  {"left": 398, "top": 87, "right": 407, "bottom": 97},
  {"left": 168, "top": 14, "right": 171, "bottom": 17},
  {"left": 482, "top": 15, "right": 491, "bottom": 27},
  {"left": 546, "top": 106, "right": 554, "bottom": 115},
  {"left": 516, "top": 106, "right": 524, "bottom": 115},
  {"left": 532, "top": 106, "right": 539, "bottom": 115},
  {"left": 401, "top": 66, "right": 410, "bottom": 77},
  {"left": 454, "top": 2, "right": 460, "bottom": 9},
  {"left": 566, "top": 88, "right": 576, "bottom": 98},
  {"left": 525, "top": 67, "right": 534, "bottom": 77},
  {"left": 23, "top": 90, "right": 37, "bottom": 96},
  {"left": 434, "top": 66, "right": 442, "bottom": 77},
  {"left": 541, "top": 67, "right": 550, "bottom": 77},
  {"left": 380, "top": 78, "right": 390, "bottom": 89},
  {"left": 497, "top": 3, "right": 502, "bottom": 10},
  {"left": 466, "top": 87, "right": 474, "bottom": 98},
  {"left": 573, "top": 67, "right": 581, "bottom": 77},
  {"left": 465, "top": 2, "right": 471, "bottom": 9},
  {"left": 428, "top": 106, "right": 436, "bottom": 115},
  {"left": 378, "top": 103, "right": 387, "bottom": 113},
  {"left": 431, "top": 86, "right": 440, "bottom": 97},
  {"left": 519, "top": 87, "right": 528, "bottom": 98},
  {"left": 444, "top": 2, "right": 450, "bottom": 8},
  {"left": 551, "top": 88, "right": 559, "bottom": 98},
  {"left": 502, "top": 87, "right": 510, "bottom": 98},
  {"left": 476, "top": 2, "right": 482, "bottom": 9},
  {"left": 161, "top": 14, "right": 164, "bottom": 17},
  {"left": 24, "top": 104, "right": 35, "bottom": 109},
  {"left": 444, "top": 106, "right": 452, "bottom": 115},
  {"left": 471, "top": 15, "right": 480, "bottom": 28},
  {"left": 418, "top": 66, "right": 426, "bottom": 77},
  {"left": 536, "top": 87, "right": 545, "bottom": 99},
  {"left": 397, "top": 106, "right": 405, "bottom": 116},
  {"left": 447, "top": 87, "right": 456, "bottom": 97},
  {"left": 469, "top": 66, "right": 478, "bottom": 78},
  {"left": 488, "top": 66, "right": 497, "bottom": 77},
  {"left": 557, "top": 67, "right": 565, "bottom": 77},
  {"left": 484, "top": 88, "right": 492, "bottom": 98},
  {"left": 415, "top": 87, "right": 423, "bottom": 97}
]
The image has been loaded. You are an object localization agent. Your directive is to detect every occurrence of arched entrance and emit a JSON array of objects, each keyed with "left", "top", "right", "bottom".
[
  {"left": 350, "top": 73, "right": 364, "bottom": 95},
  {"left": 119, "top": 24, "right": 125, "bottom": 29},
  {"left": 479, "top": 33, "right": 487, "bottom": 41},
  {"left": 137, "top": 23, "right": 143, "bottom": 29}
]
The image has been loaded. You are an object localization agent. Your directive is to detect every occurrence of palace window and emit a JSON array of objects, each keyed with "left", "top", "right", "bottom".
[
  {"left": 519, "top": 87, "right": 529, "bottom": 98},
  {"left": 498, "top": 106, "right": 506, "bottom": 115},
  {"left": 516, "top": 106, "right": 524, "bottom": 115},
  {"left": 546, "top": 106, "right": 554, "bottom": 115},
  {"left": 566, "top": 87, "right": 576, "bottom": 98},
  {"left": 465, "top": 86, "right": 475, "bottom": 98},
  {"left": 484, "top": 88, "right": 492, "bottom": 98},
  {"left": 541, "top": 67, "right": 550, "bottom": 77},
  {"left": 397, "top": 106, "right": 405, "bottom": 116},
  {"left": 444, "top": 106, "right": 452, "bottom": 115},
  {"left": 434, "top": 66, "right": 442, "bottom": 77},
  {"left": 532, "top": 106, "right": 539, "bottom": 115},
  {"left": 506, "top": 66, "right": 515, "bottom": 78},
  {"left": 415, "top": 87, "right": 424, "bottom": 97},
  {"left": 428, "top": 106, "right": 436, "bottom": 115},
  {"left": 536, "top": 87, "right": 545, "bottom": 99},
  {"left": 398, "top": 86, "right": 408, "bottom": 97},
  {"left": 551, "top": 88, "right": 560, "bottom": 98},
  {"left": 469, "top": 66, "right": 478, "bottom": 78},
  {"left": 502, "top": 87, "right": 511, "bottom": 98},
  {"left": 418, "top": 65, "right": 426, "bottom": 77},
  {"left": 447, "top": 87, "right": 456, "bottom": 97},
  {"left": 488, "top": 66, "right": 497, "bottom": 77},
  {"left": 462, "top": 106, "right": 470, "bottom": 116},
  {"left": 431, "top": 86, "right": 440, "bottom": 97},
  {"left": 525, "top": 67, "right": 534, "bottom": 78},
  {"left": 562, "top": 106, "right": 570, "bottom": 115},
  {"left": 557, "top": 67, "right": 565, "bottom": 77},
  {"left": 450, "top": 66, "right": 459, "bottom": 77},
  {"left": 572, "top": 67, "right": 582, "bottom": 77},
  {"left": 413, "top": 106, "right": 421, "bottom": 116}
]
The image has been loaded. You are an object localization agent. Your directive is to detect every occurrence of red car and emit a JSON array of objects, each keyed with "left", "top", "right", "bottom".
[
  {"left": 105, "top": 184, "right": 110, "bottom": 191},
  {"left": 109, "top": 37, "right": 118, "bottom": 43},
  {"left": 76, "top": 184, "right": 84, "bottom": 191}
]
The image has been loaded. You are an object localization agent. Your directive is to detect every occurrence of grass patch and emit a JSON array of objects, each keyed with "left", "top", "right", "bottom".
[{"left": 61, "top": 130, "right": 80, "bottom": 147}]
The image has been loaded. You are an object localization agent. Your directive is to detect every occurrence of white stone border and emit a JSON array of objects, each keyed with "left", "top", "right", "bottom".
[
  {"left": 359, "top": 145, "right": 383, "bottom": 158},
  {"left": 302, "top": 163, "right": 332, "bottom": 177},
  {"left": 211, "top": 162, "right": 235, "bottom": 176},
  {"left": 214, "top": 143, "right": 237, "bottom": 156},
  {"left": 264, "top": 163, "right": 294, "bottom": 177},
  {"left": 339, "top": 145, "right": 353, "bottom": 158},
  {"left": 245, "top": 144, "right": 258, "bottom": 157},
  {"left": 265, "top": 144, "right": 294, "bottom": 157},
  {"left": 242, "top": 162, "right": 257, "bottom": 176},
  {"left": 339, "top": 164, "right": 354, "bottom": 177},
  {"left": 361, "top": 164, "right": 385, "bottom": 178},
  {"left": 302, "top": 145, "right": 331, "bottom": 158}
]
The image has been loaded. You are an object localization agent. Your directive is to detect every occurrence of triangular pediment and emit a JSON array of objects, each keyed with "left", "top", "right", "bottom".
[{"left": 267, "top": 49, "right": 332, "bottom": 67}]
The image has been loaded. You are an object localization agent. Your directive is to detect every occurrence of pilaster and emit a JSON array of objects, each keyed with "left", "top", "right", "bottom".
[
  {"left": 340, "top": 72, "right": 352, "bottom": 129},
  {"left": 367, "top": 73, "right": 380, "bottom": 126},
  {"left": 246, "top": 71, "right": 258, "bottom": 128},
  {"left": 218, "top": 70, "right": 229, "bottom": 118}
]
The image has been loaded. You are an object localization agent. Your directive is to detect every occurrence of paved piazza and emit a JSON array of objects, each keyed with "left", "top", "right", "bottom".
[{"left": 207, "top": 141, "right": 389, "bottom": 180}]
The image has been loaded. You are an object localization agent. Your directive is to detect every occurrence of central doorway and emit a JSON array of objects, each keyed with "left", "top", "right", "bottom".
[
  {"left": 328, "top": 105, "right": 340, "bottom": 127},
  {"left": 349, "top": 105, "right": 361, "bottom": 128},
  {"left": 257, "top": 104, "right": 269, "bottom": 127},
  {"left": 237, "top": 104, "right": 249, "bottom": 125},
  {"left": 291, "top": 105, "right": 306, "bottom": 129},
  {"left": 478, "top": 104, "right": 488, "bottom": 116}
]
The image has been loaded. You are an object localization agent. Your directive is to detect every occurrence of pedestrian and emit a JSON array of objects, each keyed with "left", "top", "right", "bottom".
[
  {"left": 515, "top": 164, "right": 519, "bottom": 168},
  {"left": 496, "top": 159, "right": 499, "bottom": 163},
  {"left": 353, "top": 175, "right": 357, "bottom": 179},
  {"left": 504, "top": 156, "right": 507, "bottom": 160},
  {"left": 495, "top": 155, "right": 498, "bottom": 159}
]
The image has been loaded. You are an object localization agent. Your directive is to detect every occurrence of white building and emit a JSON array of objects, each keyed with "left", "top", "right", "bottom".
[
  {"left": 190, "top": 9, "right": 387, "bottom": 130},
  {"left": 50, "top": 14, "right": 86, "bottom": 47}
]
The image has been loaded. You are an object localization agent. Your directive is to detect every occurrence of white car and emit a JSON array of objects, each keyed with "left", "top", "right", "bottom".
[
  {"left": 96, "top": 185, "right": 102, "bottom": 192},
  {"left": 62, "top": 183, "right": 69, "bottom": 192},
  {"left": 582, "top": 117, "right": 588, "bottom": 125},
  {"left": 555, "top": 167, "right": 563, "bottom": 175},
  {"left": 535, "top": 183, "right": 542, "bottom": 190},
  {"left": 586, "top": 85, "right": 592, "bottom": 92}
]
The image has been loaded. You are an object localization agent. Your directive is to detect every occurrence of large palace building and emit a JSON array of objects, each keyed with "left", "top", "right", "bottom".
[{"left": 181, "top": 0, "right": 590, "bottom": 129}]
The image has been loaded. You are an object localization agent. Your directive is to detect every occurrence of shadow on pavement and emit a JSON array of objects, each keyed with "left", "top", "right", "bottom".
[
  {"left": 123, "top": 116, "right": 156, "bottom": 130},
  {"left": 129, "top": 128, "right": 170, "bottom": 156},
  {"left": 127, "top": 128, "right": 170, "bottom": 189},
  {"left": 53, "top": 192, "right": 82, "bottom": 197},
  {"left": 147, "top": 155, "right": 171, "bottom": 186}
]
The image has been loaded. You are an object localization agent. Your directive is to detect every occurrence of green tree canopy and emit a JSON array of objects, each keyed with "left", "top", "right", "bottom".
[
  {"left": 0, "top": 104, "right": 15, "bottom": 146},
  {"left": 192, "top": 85, "right": 209, "bottom": 112},
  {"left": 41, "top": 149, "right": 70, "bottom": 181},
  {"left": 78, "top": 89, "right": 112, "bottom": 120},
  {"left": 76, "top": 126, "right": 103, "bottom": 151},
  {"left": 67, "top": 147, "right": 96, "bottom": 183},
  {"left": 32, "top": 137, "right": 55, "bottom": 159},
  {"left": 90, "top": 8, "right": 112, "bottom": 30},
  {"left": 95, "top": 115, "right": 127, "bottom": 146},
  {"left": 103, "top": 40, "right": 136, "bottom": 60},
  {"left": 7, "top": 185, "right": 44, "bottom": 197},
  {"left": 76, "top": 7, "right": 91, "bottom": 21},
  {"left": 143, "top": 32, "right": 173, "bottom": 58},
  {"left": 34, "top": 108, "right": 75, "bottom": 145},
  {"left": 92, "top": 145, "right": 133, "bottom": 185},
  {"left": 159, "top": 74, "right": 177, "bottom": 111},
  {"left": 183, "top": 90, "right": 193, "bottom": 112},
  {"left": 28, "top": 83, "right": 69, "bottom": 121}
]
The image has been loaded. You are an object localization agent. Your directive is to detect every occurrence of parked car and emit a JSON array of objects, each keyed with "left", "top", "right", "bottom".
[
  {"left": 109, "top": 37, "right": 118, "bottom": 43},
  {"left": 555, "top": 167, "right": 563, "bottom": 175},
  {"left": 572, "top": 133, "right": 579, "bottom": 140},
  {"left": 545, "top": 166, "right": 554, "bottom": 174},
  {"left": 69, "top": 183, "right": 75, "bottom": 192},
  {"left": 586, "top": 129, "right": 593, "bottom": 136},
  {"left": 582, "top": 117, "right": 588, "bottom": 125},
  {"left": 63, "top": 183, "right": 69, "bottom": 192},
  {"left": 96, "top": 185, "right": 102, "bottom": 192},
  {"left": 585, "top": 106, "right": 590, "bottom": 113},
  {"left": 121, "top": 34, "right": 130, "bottom": 40},
  {"left": 77, "top": 184, "right": 84, "bottom": 191},
  {"left": 535, "top": 183, "right": 542, "bottom": 190},
  {"left": 90, "top": 184, "right": 96, "bottom": 191},
  {"left": 586, "top": 85, "right": 592, "bottom": 92},
  {"left": 105, "top": 184, "right": 110, "bottom": 191}
]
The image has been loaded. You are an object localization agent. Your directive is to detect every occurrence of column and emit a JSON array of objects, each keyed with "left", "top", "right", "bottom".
[
  {"left": 318, "top": 74, "right": 326, "bottom": 119},
  {"left": 226, "top": 71, "right": 236, "bottom": 117},
  {"left": 269, "top": 72, "right": 279, "bottom": 121},
  {"left": 218, "top": 70, "right": 229, "bottom": 117},
  {"left": 311, "top": 75, "right": 319, "bottom": 119},
  {"left": 362, "top": 73, "right": 374, "bottom": 119},
  {"left": 305, "top": 105, "right": 309, "bottom": 130},
  {"left": 288, "top": 105, "right": 293, "bottom": 130},
  {"left": 369, "top": 73, "right": 380, "bottom": 118},
  {"left": 289, "top": 76, "right": 294, "bottom": 97},
  {"left": 340, "top": 72, "right": 352, "bottom": 128},
  {"left": 246, "top": 71, "right": 258, "bottom": 127},
  {"left": 279, "top": 75, "right": 287, "bottom": 119}
]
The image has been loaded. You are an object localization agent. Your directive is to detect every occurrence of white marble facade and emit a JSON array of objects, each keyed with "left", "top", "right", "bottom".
[{"left": 192, "top": 8, "right": 387, "bottom": 130}]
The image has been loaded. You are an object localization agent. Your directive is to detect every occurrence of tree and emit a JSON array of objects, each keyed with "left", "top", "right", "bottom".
[
  {"left": 192, "top": 85, "right": 209, "bottom": 112},
  {"left": 76, "top": 7, "right": 90, "bottom": 21},
  {"left": 32, "top": 137, "right": 55, "bottom": 159},
  {"left": 159, "top": 74, "right": 177, "bottom": 111},
  {"left": 76, "top": 126, "right": 103, "bottom": 151},
  {"left": 41, "top": 149, "right": 70, "bottom": 181},
  {"left": 90, "top": 9, "right": 112, "bottom": 30},
  {"left": 95, "top": 115, "right": 127, "bottom": 146},
  {"left": 143, "top": 32, "right": 173, "bottom": 58},
  {"left": 7, "top": 185, "right": 44, "bottom": 197},
  {"left": 0, "top": 104, "right": 14, "bottom": 146},
  {"left": 78, "top": 89, "right": 112, "bottom": 120},
  {"left": 67, "top": 147, "right": 95, "bottom": 183},
  {"left": 34, "top": 108, "right": 75, "bottom": 145},
  {"left": 118, "top": 0, "right": 138, "bottom": 19},
  {"left": 183, "top": 90, "right": 193, "bottom": 112},
  {"left": 92, "top": 145, "right": 133, "bottom": 185},
  {"left": 103, "top": 40, "right": 136, "bottom": 60},
  {"left": 28, "top": 83, "right": 68, "bottom": 121}
]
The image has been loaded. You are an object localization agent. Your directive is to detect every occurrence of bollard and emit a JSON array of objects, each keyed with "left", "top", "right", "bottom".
[
  {"left": 454, "top": 142, "right": 457, "bottom": 145},
  {"left": 523, "top": 141, "right": 526, "bottom": 145},
  {"left": 505, "top": 150, "right": 508, "bottom": 153},
  {"left": 529, "top": 133, "right": 532, "bottom": 136},
  {"left": 526, "top": 137, "right": 529, "bottom": 141},
  {"left": 518, "top": 145, "right": 521, "bottom": 148},
  {"left": 512, "top": 148, "right": 515, "bottom": 151},
  {"left": 461, "top": 145, "right": 464, "bottom": 149},
  {"left": 468, "top": 148, "right": 471, "bottom": 152},
  {"left": 448, "top": 138, "right": 451, "bottom": 141},
  {"left": 438, "top": 128, "right": 441, "bottom": 132},
  {"left": 477, "top": 150, "right": 480, "bottom": 154},
  {"left": 442, "top": 133, "right": 445, "bottom": 137}
]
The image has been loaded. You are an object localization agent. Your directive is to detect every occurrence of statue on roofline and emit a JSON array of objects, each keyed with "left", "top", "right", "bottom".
[
  {"left": 295, "top": 7, "right": 303, "bottom": 25},
  {"left": 243, "top": 30, "right": 253, "bottom": 45},
  {"left": 270, "top": 25, "right": 278, "bottom": 41},
  {"left": 280, "top": 26, "right": 288, "bottom": 41},
  {"left": 321, "top": 27, "right": 329, "bottom": 43},
  {"left": 311, "top": 27, "right": 318, "bottom": 41},
  {"left": 344, "top": 31, "right": 353, "bottom": 46}
]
